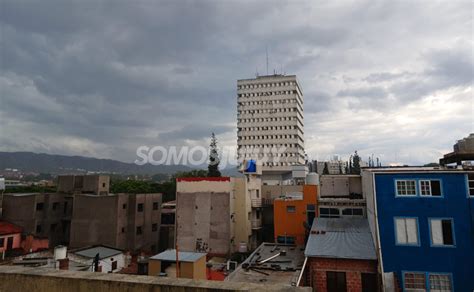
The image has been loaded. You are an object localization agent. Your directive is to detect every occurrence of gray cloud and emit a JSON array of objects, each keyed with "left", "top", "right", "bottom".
[{"left": 0, "top": 0, "right": 472, "bottom": 166}]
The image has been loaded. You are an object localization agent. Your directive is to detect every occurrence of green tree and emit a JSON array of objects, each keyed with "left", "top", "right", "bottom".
[
  {"left": 323, "top": 162, "right": 329, "bottom": 175},
  {"left": 352, "top": 151, "right": 361, "bottom": 175},
  {"left": 207, "top": 132, "right": 221, "bottom": 177}
]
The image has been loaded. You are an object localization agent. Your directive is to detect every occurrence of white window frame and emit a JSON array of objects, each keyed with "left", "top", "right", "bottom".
[
  {"left": 419, "top": 180, "right": 432, "bottom": 196},
  {"left": 394, "top": 217, "right": 419, "bottom": 246},
  {"left": 429, "top": 273, "right": 453, "bottom": 292},
  {"left": 468, "top": 173, "right": 474, "bottom": 197},
  {"left": 396, "top": 180, "right": 417, "bottom": 196},
  {"left": 429, "top": 218, "right": 455, "bottom": 247}
]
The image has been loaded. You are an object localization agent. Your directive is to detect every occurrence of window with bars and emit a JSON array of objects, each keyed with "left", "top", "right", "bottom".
[
  {"left": 429, "top": 274, "right": 452, "bottom": 292},
  {"left": 404, "top": 272, "right": 426, "bottom": 291},
  {"left": 396, "top": 180, "right": 417, "bottom": 196}
]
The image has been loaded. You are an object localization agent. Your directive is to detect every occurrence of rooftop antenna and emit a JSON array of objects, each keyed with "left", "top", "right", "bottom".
[
  {"left": 255, "top": 67, "right": 259, "bottom": 77},
  {"left": 266, "top": 46, "right": 269, "bottom": 75}
]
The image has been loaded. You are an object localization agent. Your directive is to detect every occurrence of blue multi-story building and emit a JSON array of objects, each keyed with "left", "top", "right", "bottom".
[{"left": 362, "top": 167, "right": 474, "bottom": 291}]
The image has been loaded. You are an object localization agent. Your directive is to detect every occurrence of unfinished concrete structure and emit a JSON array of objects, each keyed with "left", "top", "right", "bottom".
[
  {"left": 70, "top": 193, "right": 162, "bottom": 253},
  {"left": 176, "top": 177, "right": 234, "bottom": 256},
  {"left": 237, "top": 75, "right": 305, "bottom": 177},
  {"left": 2, "top": 192, "right": 73, "bottom": 246},
  {"left": 57, "top": 175, "right": 110, "bottom": 195},
  {"left": 318, "top": 175, "right": 366, "bottom": 219}
]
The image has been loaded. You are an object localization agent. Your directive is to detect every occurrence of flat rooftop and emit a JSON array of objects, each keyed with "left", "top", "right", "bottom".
[
  {"left": 149, "top": 250, "right": 206, "bottom": 263},
  {"left": 362, "top": 166, "right": 474, "bottom": 173},
  {"left": 73, "top": 245, "right": 123, "bottom": 259},
  {"left": 226, "top": 243, "right": 305, "bottom": 287}
]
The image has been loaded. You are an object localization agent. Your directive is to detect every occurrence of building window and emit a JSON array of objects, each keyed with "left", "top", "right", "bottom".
[
  {"left": 102, "top": 183, "right": 106, "bottom": 188},
  {"left": 404, "top": 272, "right": 453, "bottom": 292},
  {"left": 153, "top": 202, "right": 159, "bottom": 210},
  {"left": 319, "top": 208, "right": 340, "bottom": 218},
  {"left": 396, "top": 180, "right": 417, "bottom": 196},
  {"left": 429, "top": 218, "right": 455, "bottom": 246},
  {"left": 326, "top": 271, "right": 347, "bottom": 292},
  {"left": 404, "top": 272, "right": 426, "bottom": 291},
  {"left": 50, "top": 224, "right": 57, "bottom": 231},
  {"left": 468, "top": 174, "right": 474, "bottom": 197},
  {"left": 122, "top": 204, "right": 127, "bottom": 209},
  {"left": 152, "top": 223, "right": 158, "bottom": 232},
  {"left": 121, "top": 227, "right": 125, "bottom": 233},
  {"left": 111, "top": 260, "right": 118, "bottom": 271},
  {"left": 36, "top": 225, "right": 42, "bottom": 233},
  {"left": 52, "top": 202, "right": 59, "bottom": 211},
  {"left": 286, "top": 206, "right": 296, "bottom": 213},
  {"left": 137, "top": 203, "right": 144, "bottom": 212},
  {"left": 419, "top": 180, "right": 442, "bottom": 196},
  {"left": 276, "top": 236, "right": 295, "bottom": 244},
  {"left": 429, "top": 274, "right": 452, "bottom": 291},
  {"left": 0, "top": 238, "right": 4, "bottom": 247},
  {"left": 36, "top": 203, "right": 44, "bottom": 211},
  {"left": 64, "top": 202, "right": 68, "bottom": 214},
  {"left": 136, "top": 226, "right": 142, "bottom": 235},
  {"left": 394, "top": 217, "right": 419, "bottom": 245},
  {"left": 342, "top": 208, "right": 364, "bottom": 216}
]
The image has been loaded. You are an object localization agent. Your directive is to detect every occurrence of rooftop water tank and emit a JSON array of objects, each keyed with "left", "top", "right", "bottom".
[
  {"left": 306, "top": 172, "right": 319, "bottom": 185},
  {"left": 54, "top": 245, "right": 67, "bottom": 260}
]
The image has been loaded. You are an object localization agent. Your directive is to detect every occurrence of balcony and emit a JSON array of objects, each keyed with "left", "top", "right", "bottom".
[{"left": 251, "top": 198, "right": 262, "bottom": 208}]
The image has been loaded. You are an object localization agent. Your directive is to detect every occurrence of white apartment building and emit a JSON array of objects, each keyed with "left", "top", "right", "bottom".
[{"left": 236, "top": 74, "right": 305, "bottom": 176}]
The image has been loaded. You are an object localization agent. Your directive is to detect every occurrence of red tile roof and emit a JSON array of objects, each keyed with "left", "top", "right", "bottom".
[
  {"left": 0, "top": 220, "right": 23, "bottom": 235},
  {"left": 176, "top": 177, "right": 230, "bottom": 182}
]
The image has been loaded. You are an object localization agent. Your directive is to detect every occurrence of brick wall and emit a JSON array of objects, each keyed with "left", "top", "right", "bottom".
[{"left": 306, "top": 257, "right": 377, "bottom": 292}]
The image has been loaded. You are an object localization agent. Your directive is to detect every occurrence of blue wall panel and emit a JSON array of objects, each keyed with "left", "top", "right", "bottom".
[{"left": 374, "top": 173, "right": 474, "bottom": 291}]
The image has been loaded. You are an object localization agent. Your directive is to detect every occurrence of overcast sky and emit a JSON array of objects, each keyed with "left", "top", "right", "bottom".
[{"left": 0, "top": 0, "right": 472, "bottom": 166}]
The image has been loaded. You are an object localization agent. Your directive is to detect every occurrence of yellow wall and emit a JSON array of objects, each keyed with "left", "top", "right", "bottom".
[
  {"left": 148, "top": 260, "right": 161, "bottom": 276},
  {"left": 148, "top": 257, "right": 206, "bottom": 280}
]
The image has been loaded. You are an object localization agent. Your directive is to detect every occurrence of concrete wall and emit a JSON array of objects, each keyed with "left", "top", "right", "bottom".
[
  {"left": 70, "top": 193, "right": 162, "bottom": 252},
  {"left": 320, "top": 175, "right": 362, "bottom": 198},
  {"left": 70, "top": 194, "right": 120, "bottom": 248},
  {"left": 176, "top": 179, "right": 232, "bottom": 256},
  {"left": 233, "top": 177, "right": 252, "bottom": 251},
  {"left": 261, "top": 185, "right": 303, "bottom": 202},
  {"left": 177, "top": 191, "right": 231, "bottom": 256},
  {"left": 3, "top": 193, "right": 71, "bottom": 246},
  {"left": 0, "top": 266, "right": 311, "bottom": 291},
  {"left": 57, "top": 175, "right": 109, "bottom": 195}
]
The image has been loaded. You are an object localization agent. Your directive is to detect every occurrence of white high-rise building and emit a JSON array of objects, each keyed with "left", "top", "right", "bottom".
[{"left": 237, "top": 74, "right": 305, "bottom": 176}]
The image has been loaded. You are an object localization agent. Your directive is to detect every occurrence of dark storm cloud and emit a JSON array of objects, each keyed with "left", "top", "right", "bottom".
[{"left": 0, "top": 0, "right": 472, "bottom": 165}]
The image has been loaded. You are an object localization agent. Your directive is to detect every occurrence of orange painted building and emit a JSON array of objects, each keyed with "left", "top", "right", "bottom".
[{"left": 273, "top": 185, "right": 318, "bottom": 245}]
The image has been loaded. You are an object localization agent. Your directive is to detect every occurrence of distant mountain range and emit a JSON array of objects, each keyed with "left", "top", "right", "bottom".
[
  {"left": 0, "top": 151, "right": 242, "bottom": 177},
  {"left": 0, "top": 152, "right": 193, "bottom": 175}
]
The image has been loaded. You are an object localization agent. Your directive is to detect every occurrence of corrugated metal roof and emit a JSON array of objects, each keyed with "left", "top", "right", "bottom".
[
  {"left": 305, "top": 217, "right": 376, "bottom": 260},
  {"left": 73, "top": 246, "right": 123, "bottom": 259},
  {"left": 149, "top": 249, "right": 206, "bottom": 262}
]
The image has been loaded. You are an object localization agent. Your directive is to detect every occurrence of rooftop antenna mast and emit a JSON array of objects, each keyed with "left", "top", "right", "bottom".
[{"left": 266, "top": 46, "right": 269, "bottom": 75}]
